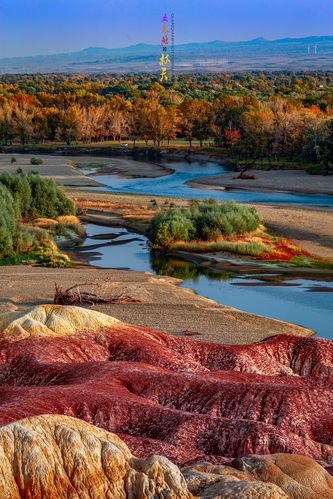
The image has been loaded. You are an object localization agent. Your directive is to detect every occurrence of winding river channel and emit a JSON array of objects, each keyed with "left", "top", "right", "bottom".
[
  {"left": 90, "top": 160, "right": 333, "bottom": 205},
  {"left": 75, "top": 160, "right": 333, "bottom": 339}
]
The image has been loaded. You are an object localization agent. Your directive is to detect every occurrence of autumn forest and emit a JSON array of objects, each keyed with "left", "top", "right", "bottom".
[{"left": 1, "top": 72, "right": 333, "bottom": 173}]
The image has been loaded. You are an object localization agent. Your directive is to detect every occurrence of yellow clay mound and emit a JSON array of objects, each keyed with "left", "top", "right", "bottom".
[{"left": 0, "top": 304, "right": 121, "bottom": 340}]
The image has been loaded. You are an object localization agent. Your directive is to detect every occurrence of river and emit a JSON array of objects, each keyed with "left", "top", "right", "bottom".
[
  {"left": 74, "top": 159, "right": 333, "bottom": 339},
  {"left": 89, "top": 160, "right": 333, "bottom": 205}
]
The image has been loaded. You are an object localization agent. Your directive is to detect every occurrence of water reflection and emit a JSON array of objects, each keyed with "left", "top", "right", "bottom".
[
  {"left": 150, "top": 254, "right": 231, "bottom": 281},
  {"left": 71, "top": 223, "right": 333, "bottom": 339}
]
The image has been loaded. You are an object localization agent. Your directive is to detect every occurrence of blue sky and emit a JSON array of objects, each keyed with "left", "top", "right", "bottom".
[{"left": 0, "top": 0, "right": 332, "bottom": 57}]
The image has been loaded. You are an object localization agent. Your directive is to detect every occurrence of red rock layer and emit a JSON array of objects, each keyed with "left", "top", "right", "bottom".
[{"left": 0, "top": 324, "right": 332, "bottom": 466}]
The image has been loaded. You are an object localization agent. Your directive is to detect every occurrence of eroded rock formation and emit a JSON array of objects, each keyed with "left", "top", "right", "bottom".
[
  {"left": 182, "top": 462, "right": 289, "bottom": 498},
  {"left": 0, "top": 415, "right": 191, "bottom": 499},
  {"left": 2, "top": 415, "right": 333, "bottom": 498},
  {"left": 0, "top": 305, "right": 331, "bottom": 470},
  {"left": 234, "top": 454, "right": 333, "bottom": 498}
]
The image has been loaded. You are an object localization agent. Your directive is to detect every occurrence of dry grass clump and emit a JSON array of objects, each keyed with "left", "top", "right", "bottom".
[
  {"left": 15, "top": 227, "right": 55, "bottom": 254},
  {"left": 173, "top": 238, "right": 270, "bottom": 257},
  {"left": 31, "top": 215, "right": 85, "bottom": 239},
  {"left": 56, "top": 215, "right": 81, "bottom": 225},
  {"left": 172, "top": 232, "right": 319, "bottom": 264},
  {"left": 75, "top": 197, "right": 157, "bottom": 223},
  {"left": 32, "top": 218, "right": 59, "bottom": 228}
]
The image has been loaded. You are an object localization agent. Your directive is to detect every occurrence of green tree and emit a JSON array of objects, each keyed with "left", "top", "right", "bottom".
[{"left": 0, "top": 185, "right": 17, "bottom": 257}]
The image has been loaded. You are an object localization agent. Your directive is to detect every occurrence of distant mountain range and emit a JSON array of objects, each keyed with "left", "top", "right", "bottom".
[{"left": 1, "top": 36, "right": 333, "bottom": 74}]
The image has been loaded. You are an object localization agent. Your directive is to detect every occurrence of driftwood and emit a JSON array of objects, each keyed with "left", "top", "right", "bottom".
[
  {"left": 233, "top": 168, "right": 256, "bottom": 180},
  {"left": 235, "top": 171, "right": 256, "bottom": 180},
  {"left": 54, "top": 284, "right": 139, "bottom": 306}
]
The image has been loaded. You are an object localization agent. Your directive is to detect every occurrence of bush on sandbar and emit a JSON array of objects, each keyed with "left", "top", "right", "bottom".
[
  {"left": 148, "top": 208, "right": 196, "bottom": 249},
  {"left": 30, "top": 157, "right": 44, "bottom": 165},
  {"left": 148, "top": 199, "right": 260, "bottom": 250}
]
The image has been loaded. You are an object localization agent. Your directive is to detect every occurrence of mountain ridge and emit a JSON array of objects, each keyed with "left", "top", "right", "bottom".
[
  {"left": 1, "top": 35, "right": 333, "bottom": 73},
  {"left": 3, "top": 34, "right": 333, "bottom": 60}
]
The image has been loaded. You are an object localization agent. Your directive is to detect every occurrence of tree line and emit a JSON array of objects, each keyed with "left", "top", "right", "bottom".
[{"left": 0, "top": 74, "right": 333, "bottom": 171}]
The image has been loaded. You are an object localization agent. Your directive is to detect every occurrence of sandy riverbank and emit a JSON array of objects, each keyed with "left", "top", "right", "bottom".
[
  {"left": 188, "top": 169, "right": 333, "bottom": 195},
  {"left": 255, "top": 204, "right": 333, "bottom": 260},
  {"left": 0, "top": 265, "right": 313, "bottom": 344},
  {"left": 0, "top": 154, "right": 172, "bottom": 186},
  {"left": 73, "top": 156, "right": 173, "bottom": 178}
]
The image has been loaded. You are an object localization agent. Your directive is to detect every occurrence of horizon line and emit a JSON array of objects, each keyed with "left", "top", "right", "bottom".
[{"left": 1, "top": 33, "right": 332, "bottom": 60}]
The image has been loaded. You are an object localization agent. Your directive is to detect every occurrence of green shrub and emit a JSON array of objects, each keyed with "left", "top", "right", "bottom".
[
  {"left": 192, "top": 200, "right": 260, "bottom": 240},
  {"left": 0, "top": 172, "right": 32, "bottom": 219},
  {"left": 0, "top": 172, "right": 75, "bottom": 265},
  {"left": 28, "top": 174, "right": 61, "bottom": 218},
  {"left": 28, "top": 174, "right": 75, "bottom": 218},
  {"left": 30, "top": 157, "right": 44, "bottom": 165},
  {"left": 0, "top": 185, "right": 17, "bottom": 257},
  {"left": 148, "top": 200, "right": 260, "bottom": 250},
  {"left": 0, "top": 172, "right": 75, "bottom": 220},
  {"left": 11, "top": 157, "right": 16, "bottom": 164},
  {"left": 148, "top": 208, "right": 195, "bottom": 249},
  {"left": 306, "top": 163, "right": 333, "bottom": 175},
  {"left": 54, "top": 187, "right": 75, "bottom": 216}
]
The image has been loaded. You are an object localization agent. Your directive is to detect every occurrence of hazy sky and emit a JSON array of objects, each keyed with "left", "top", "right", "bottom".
[{"left": 0, "top": 0, "right": 332, "bottom": 57}]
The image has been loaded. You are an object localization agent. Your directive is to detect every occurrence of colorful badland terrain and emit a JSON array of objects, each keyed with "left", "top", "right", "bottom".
[{"left": 0, "top": 305, "right": 331, "bottom": 497}]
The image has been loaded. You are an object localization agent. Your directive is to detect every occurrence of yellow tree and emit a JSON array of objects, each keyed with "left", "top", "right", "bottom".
[
  {"left": 57, "top": 105, "right": 83, "bottom": 145},
  {"left": 180, "top": 99, "right": 213, "bottom": 147},
  {"left": 0, "top": 102, "right": 15, "bottom": 145},
  {"left": 242, "top": 106, "right": 274, "bottom": 159}
]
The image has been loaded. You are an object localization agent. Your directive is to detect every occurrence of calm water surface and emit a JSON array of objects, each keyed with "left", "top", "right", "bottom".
[
  {"left": 74, "top": 224, "right": 333, "bottom": 340},
  {"left": 90, "top": 160, "right": 333, "bottom": 206}
]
